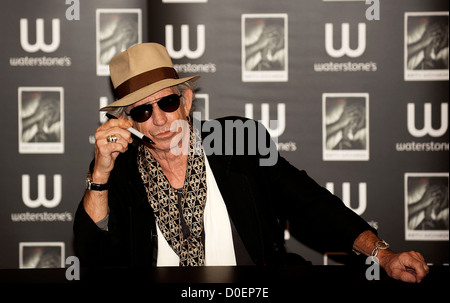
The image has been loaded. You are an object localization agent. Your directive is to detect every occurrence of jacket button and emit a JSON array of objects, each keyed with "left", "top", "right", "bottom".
[{"left": 273, "top": 243, "right": 280, "bottom": 252}]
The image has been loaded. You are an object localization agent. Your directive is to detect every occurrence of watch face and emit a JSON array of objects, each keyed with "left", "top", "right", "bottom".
[{"left": 85, "top": 173, "right": 108, "bottom": 191}]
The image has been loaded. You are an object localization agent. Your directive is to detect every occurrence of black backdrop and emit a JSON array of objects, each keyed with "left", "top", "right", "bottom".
[{"left": 0, "top": 0, "right": 448, "bottom": 269}]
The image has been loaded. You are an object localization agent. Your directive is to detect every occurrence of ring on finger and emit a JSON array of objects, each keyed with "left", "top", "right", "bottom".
[{"left": 106, "top": 134, "right": 117, "bottom": 143}]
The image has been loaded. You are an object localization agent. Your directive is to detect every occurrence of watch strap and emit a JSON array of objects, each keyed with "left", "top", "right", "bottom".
[{"left": 86, "top": 172, "right": 109, "bottom": 191}]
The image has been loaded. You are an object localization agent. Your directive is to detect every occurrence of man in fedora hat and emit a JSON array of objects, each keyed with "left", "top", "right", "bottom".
[{"left": 74, "top": 43, "right": 429, "bottom": 283}]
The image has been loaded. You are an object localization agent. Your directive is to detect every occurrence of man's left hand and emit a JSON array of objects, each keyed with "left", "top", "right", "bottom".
[{"left": 378, "top": 250, "right": 429, "bottom": 283}]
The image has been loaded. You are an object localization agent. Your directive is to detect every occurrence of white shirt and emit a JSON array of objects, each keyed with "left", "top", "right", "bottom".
[{"left": 156, "top": 154, "right": 237, "bottom": 266}]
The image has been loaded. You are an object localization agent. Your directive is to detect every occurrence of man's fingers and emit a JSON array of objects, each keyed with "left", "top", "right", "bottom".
[
  {"left": 96, "top": 126, "right": 133, "bottom": 145},
  {"left": 90, "top": 118, "right": 133, "bottom": 182},
  {"left": 411, "top": 251, "right": 428, "bottom": 268},
  {"left": 94, "top": 129, "right": 132, "bottom": 176},
  {"left": 398, "top": 251, "right": 429, "bottom": 282},
  {"left": 98, "top": 116, "right": 132, "bottom": 131},
  {"left": 407, "top": 251, "right": 429, "bottom": 275},
  {"left": 99, "top": 133, "right": 130, "bottom": 153},
  {"left": 391, "top": 266, "right": 424, "bottom": 283},
  {"left": 393, "top": 269, "right": 418, "bottom": 283}
]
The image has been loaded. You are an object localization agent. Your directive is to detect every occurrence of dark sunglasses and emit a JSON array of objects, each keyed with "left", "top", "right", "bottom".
[{"left": 126, "top": 94, "right": 181, "bottom": 122}]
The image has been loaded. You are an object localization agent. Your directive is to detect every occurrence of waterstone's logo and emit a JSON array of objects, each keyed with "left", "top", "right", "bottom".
[
  {"left": 166, "top": 25, "right": 205, "bottom": 59},
  {"left": 314, "top": 22, "right": 377, "bottom": 73},
  {"left": 407, "top": 103, "right": 448, "bottom": 138},
  {"left": 325, "top": 23, "right": 366, "bottom": 58},
  {"left": 245, "top": 103, "right": 296, "bottom": 152},
  {"left": 21, "top": 174, "right": 62, "bottom": 208},
  {"left": 10, "top": 174, "right": 73, "bottom": 223},
  {"left": 20, "top": 18, "right": 60, "bottom": 53},
  {"left": 326, "top": 182, "right": 367, "bottom": 216},
  {"left": 10, "top": 2, "right": 78, "bottom": 66},
  {"left": 10, "top": 18, "right": 71, "bottom": 67},
  {"left": 395, "top": 102, "right": 449, "bottom": 152},
  {"left": 314, "top": 1, "right": 379, "bottom": 73},
  {"left": 166, "top": 24, "right": 216, "bottom": 74}
]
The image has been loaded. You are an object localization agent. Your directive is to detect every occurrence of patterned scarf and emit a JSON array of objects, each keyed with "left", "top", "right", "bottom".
[{"left": 137, "top": 124, "right": 207, "bottom": 266}]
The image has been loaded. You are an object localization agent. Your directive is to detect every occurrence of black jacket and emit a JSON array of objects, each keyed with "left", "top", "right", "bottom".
[{"left": 73, "top": 117, "right": 373, "bottom": 267}]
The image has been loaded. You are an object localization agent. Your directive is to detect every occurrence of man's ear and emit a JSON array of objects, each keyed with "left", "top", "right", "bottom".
[{"left": 182, "top": 87, "right": 193, "bottom": 115}]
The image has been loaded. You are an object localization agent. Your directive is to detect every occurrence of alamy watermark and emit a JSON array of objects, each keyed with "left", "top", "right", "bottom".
[
  {"left": 169, "top": 112, "right": 279, "bottom": 166},
  {"left": 65, "top": 0, "right": 80, "bottom": 21},
  {"left": 65, "top": 256, "right": 80, "bottom": 280},
  {"left": 365, "top": 0, "right": 380, "bottom": 21},
  {"left": 365, "top": 256, "right": 381, "bottom": 280}
]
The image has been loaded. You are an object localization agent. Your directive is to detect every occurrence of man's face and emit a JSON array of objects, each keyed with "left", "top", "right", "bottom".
[{"left": 127, "top": 86, "right": 192, "bottom": 152}]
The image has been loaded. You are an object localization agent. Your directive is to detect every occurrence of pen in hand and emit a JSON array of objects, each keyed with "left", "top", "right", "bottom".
[{"left": 105, "top": 113, "right": 154, "bottom": 145}]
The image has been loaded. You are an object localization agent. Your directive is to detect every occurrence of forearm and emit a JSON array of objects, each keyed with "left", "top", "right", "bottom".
[
  {"left": 83, "top": 189, "right": 109, "bottom": 223},
  {"left": 82, "top": 116, "right": 132, "bottom": 223},
  {"left": 83, "top": 165, "right": 112, "bottom": 222},
  {"left": 352, "top": 230, "right": 395, "bottom": 267}
]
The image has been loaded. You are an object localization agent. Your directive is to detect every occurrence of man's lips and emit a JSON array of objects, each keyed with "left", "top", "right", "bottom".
[{"left": 154, "top": 130, "right": 173, "bottom": 137}]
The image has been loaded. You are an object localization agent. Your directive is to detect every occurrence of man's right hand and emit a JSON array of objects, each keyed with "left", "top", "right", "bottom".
[
  {"left": 91, "top": 117, "right": 133, "bottom": 184},
  {"left": 83, "top": 116, "right": 133, "bottom": 223}
]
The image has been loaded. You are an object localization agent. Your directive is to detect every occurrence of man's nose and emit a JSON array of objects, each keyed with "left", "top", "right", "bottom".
[{"left": 151, "top": 103, "right": 167, "bottom": 126}]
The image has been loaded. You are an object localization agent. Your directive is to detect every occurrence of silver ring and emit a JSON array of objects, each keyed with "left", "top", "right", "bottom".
[{"left": 106, "top": 134, "right": 117, "bottom": 143}]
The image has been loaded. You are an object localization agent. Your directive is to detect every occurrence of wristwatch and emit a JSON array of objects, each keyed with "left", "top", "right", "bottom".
[{"left": 86, "top": 172, "right": 109, "bottom": 191}]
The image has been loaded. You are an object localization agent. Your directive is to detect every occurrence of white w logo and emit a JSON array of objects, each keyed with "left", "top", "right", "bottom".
[
  {"left": 326, "top": 182, "right": 367, "bottom": 215},
  {"left": 20, "top": 18, "right": 60, "bottom": 53},
  {"left": 22, "top": 174, "right": 62, "bottom": 208},
  {"left": 245, "top": 103, "right": 286, "bottom": 138},
  {"left": 165, "top": 24, "right": 205, "bottom": 59},
  {"left": 325, "top": 23, "right": 366, "bottom": 58},
  {"left": 407, "top": 103, "right": 448, "bottom": 137}
]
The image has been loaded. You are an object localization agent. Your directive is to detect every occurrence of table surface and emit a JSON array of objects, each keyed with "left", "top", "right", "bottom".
[{"left": 1, "top": 265, "right": 448, "bottom": 300}]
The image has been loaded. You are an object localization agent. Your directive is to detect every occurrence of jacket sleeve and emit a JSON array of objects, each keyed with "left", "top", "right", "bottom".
[
  {"left": 264, "top": 156, "right": 376, "bottom": 254},
  {"left": 73, "top": 147, "right": 156, "bottom": 268},
  {"left": 73, "top": 199, "right": 109, "bottom": 267},
  {"left": 211, "top": 116, "right": 375, "bottom": 255},
  {"left": 73, "top": 193, "right": 133, "bottom": 268},
  {"left": 72, "top": 156, "right": 134, "bottom": 268},
  {"left": 250, "top": 117, "right": 375, "bottom": 254}
]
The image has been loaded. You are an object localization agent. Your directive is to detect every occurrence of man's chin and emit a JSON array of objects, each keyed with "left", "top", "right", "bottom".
[{"left": 149, "top": 138, "right": 185, "bottom": 153}]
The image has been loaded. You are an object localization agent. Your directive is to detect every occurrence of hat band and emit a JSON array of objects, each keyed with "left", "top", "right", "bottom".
[{"left": 114, "top": 67, "right": 179, "bottom": 100}]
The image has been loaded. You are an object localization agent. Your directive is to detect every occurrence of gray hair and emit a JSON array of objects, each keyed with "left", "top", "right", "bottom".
[
  {"left": 177, "top": 79, "right": 197, "bottom": 117},
  {"left": 106, "top": 79, "right": 198, "bottom": 119}
]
